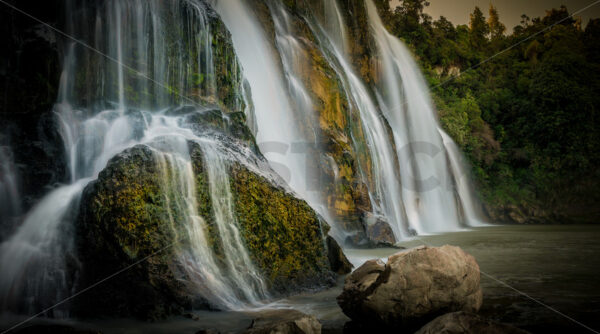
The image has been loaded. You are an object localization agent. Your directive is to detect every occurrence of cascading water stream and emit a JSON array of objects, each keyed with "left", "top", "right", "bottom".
[
  {"left": 305, "top": 0, "right": 412, "bottom": 239},
  {"left": 365, "top": 0, "right": 456, "bottom": 233},
  {"left": 213, "top": 0, "right": 485, "bottom": 241},
  {"left": 303, "top": 0, "right": 486, "bottom": 238},
  {"left": 438, "top": 130, "right": 487, "bottom": 226},
  {"left": 210, "top": 0, "right": 334, "bottom": 233},
  {"left": 365, "top": 0, "right": 485, "bottom": 230},
  {"left": 146, "top": 135, "right": 269, "bottom": 309},
  {"left": 0, "top": 0, "right": 268, "bottom": 314}
]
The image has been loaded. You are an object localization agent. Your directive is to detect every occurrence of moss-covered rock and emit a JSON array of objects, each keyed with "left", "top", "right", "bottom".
[
  {"left": 76, "top": 131, "right": 350, "bottom": 319},
  {"left": 229, "top": 161, "right": 340, "bottom": 292},
  {"left": 76, "top": 145, "right": 199, "bottom": 320}
]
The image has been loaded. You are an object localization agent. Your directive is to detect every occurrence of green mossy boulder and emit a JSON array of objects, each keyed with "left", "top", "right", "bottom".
[
  {"left": 75, "top": 145, "right": 200, "bottom": 320},
  {"left": 75, "top": 134, "right": 350, "bottom": 319}
]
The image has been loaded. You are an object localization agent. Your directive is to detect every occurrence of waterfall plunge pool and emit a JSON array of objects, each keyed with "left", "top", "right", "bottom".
[{"left": 1, "top": 224, "right": 599, "bottom": 333}]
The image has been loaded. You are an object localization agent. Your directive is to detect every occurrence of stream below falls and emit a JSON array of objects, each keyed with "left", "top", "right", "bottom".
[{"left": 1, "top": 224, "right": 599, "bottom": 334}]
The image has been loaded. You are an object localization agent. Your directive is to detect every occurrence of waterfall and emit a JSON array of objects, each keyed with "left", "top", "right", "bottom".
[
  {"left": 150, "top": 137, "right": 269, "bottom": 309},
  {"left": 268, "top": 0, "right": 485, "bottom": 239},
  {"left": 210, "top": 0, "right": 333, "bottom": 228},
  {"left": 213, "top": 0, "right": 485, "bottom": 240},
  {"left": 0, "top": 0, "right": 267, "bottom": 314},
  {"left": 0, "top": 0, "right": 488, "bottom": 317},
  {"left": 364, "top": 0, "right": 486, "bottom": 231},
  {"left": 186, "top": 142, "right": 269, "bottom": 306},
  {"left": 305, "top": 0, "right": 412, "bottom": 239}
]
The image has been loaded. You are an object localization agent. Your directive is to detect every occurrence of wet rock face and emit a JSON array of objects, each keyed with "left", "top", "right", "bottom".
[
  {"left": 75, "top": 145, "right": 198, "bottom": 320},
  {"left": 76, "top": 134, "right": 348, "bottom": 319},
  {"left": 337, "top": 246, "right": 483, "bottom": 330},
  {"left": 415, "top": 311, "right": 530, "bottom": 334},
  {"left": 344, "top": 213, "right": 397, "bottom": 248},
  {"left": 228, "top": 159, "right": 348, "bottom": 293},
  {"left": 325, "top": 236, "right": 353, "bottom": 274},
  {"left": 244, "top": 309, "right": 322, "bottom": 334},
  {"left": 362, "top": 213, "right": 395, "bottom": 246},
  {"left": 0, "top": 1, "right": 65, "bottom": 217}
]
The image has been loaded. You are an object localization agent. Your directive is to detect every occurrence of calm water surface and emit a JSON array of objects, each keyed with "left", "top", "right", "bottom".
[{"left": 3, "top": 225, "right": 599, "bottom": 333}]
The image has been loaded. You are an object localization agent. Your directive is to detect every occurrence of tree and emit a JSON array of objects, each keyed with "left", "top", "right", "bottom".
[
  {"left": 541, "top": 6, "right": 574, "bottom": 27},
  {"left": 393, "top": 0, "right": 431, "bottom": 34},
  {"left": 434, "top": 16, "right": 456, "bottom": 39},
  {"left": 469, "top": 7, "right": 489, "bottom": 50},
  {"left": 520, "top": 14, "right": 531, "bottom": 27},
  {"left": 488, "top": 4, "right": 506, "bottom": 40},
  {"left": 584, "top": 18, "right": 600, "bottom": 63}
]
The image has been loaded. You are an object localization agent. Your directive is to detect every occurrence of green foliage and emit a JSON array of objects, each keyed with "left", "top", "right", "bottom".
[
  {"left": 469, "top": 7, "right": 489, "bottom": 51},
  {"left": 488, "top": 5, "right": 506, "bottom": 40}
]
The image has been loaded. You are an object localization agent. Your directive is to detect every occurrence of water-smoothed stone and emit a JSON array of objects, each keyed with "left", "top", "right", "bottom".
[
  {"left": 76, "top": 145, "right": 198, "bottom": 320},
  {"left": 75, "top": 135, "right": 349, "bottom": 319},
  {"left": 344, "top": 213, "right": 399, "bottom": 248},
  {"left": 362, "top": 212, "right": 396, "bottom": 246},
  {"left": 244, "top": 309, "right": 321, "bottom": 334},
  {"left": 415, "top": 312, "right": 530, "bottom": 334},
  {"left": 337, "top": 245, "right": 482, "bottom": 330}
]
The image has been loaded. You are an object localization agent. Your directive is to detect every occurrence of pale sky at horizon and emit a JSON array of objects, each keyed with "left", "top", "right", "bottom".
[{"left": 389, "top": 0, "right": 600, "bottom": 30}]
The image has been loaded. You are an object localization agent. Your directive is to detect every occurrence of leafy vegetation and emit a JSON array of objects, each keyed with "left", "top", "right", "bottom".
[{"left": 375, "top": 0, "right": 600, "bottom": 222}]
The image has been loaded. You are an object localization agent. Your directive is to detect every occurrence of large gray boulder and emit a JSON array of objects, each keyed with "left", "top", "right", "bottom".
[
  {"left": 337, "top": 245, "right": 482, "bottom": 330},
  {"left": 415, "top": 311, "right": 530, "bottom": 334}
]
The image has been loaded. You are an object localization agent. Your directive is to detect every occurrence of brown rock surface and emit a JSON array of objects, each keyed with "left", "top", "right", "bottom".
[{"left": 337, "top": 245, "right": 482, "bottom": 329}]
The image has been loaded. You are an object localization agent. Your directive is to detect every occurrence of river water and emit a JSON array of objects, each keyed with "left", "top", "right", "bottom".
[{"left": 2, "top": 224, "right": 599, "bottom": 333}]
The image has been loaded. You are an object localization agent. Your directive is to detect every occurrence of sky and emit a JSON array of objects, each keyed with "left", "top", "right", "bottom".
[{"left": 389, "top": 0, "right": 600, "bottom": 30}]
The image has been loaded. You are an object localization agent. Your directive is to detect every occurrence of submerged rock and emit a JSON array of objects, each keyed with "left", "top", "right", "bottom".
[
  {"left": 337, "top": 246, "right": 482, "bottom": 330},
  {"left": 244, "top": 309, "right": 321, "bottom": 334},
  {"left": 415, "top": 312, "right": 530, "bottom": 334},
  {"left": 75, "top": 136, "right": 348, "bottom": 319}
]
